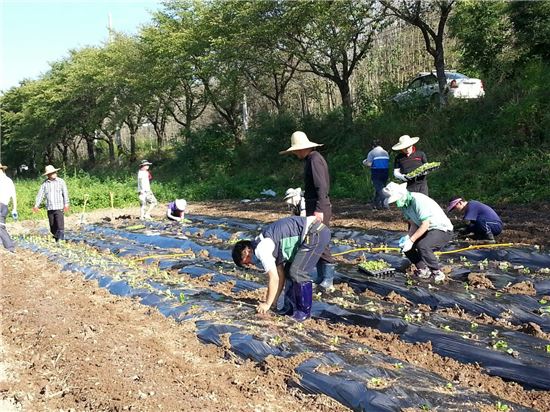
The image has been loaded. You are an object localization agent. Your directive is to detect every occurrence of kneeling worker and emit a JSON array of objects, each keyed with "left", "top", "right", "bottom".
[
  {"left": 232, "top": 216, "right": 331, "bottom": 321},
  {"left": 447, "top": 197, "right": 503, "bottom": 243},
  {"left": 166, "top": 199, "right": 187, "bottom": 222}
]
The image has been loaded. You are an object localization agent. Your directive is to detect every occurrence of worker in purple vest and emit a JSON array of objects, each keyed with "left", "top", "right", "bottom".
[
  {"left": 447, "top": 197, "right": 503, "bottom": 243},
  {"left": 166, "top": 199, "right": 187, "bottom": 222}
]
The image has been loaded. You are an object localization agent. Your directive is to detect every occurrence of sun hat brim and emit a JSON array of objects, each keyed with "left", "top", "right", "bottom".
[
  {"left": 279, "top": 142, "right": 323, "bottom": 155},
  {"left": 382, "top": 182, "right": 408, "bottom": 204},
  {"left": 392, "top": 136, "right": 419, "bottom": 151},
  {"left": 0, "top": 165, "right": 7, "bottom": 170},
  {"left": 447, "top": 198, "right": 462, "bottom": 212},
  {"left": 42, "top": 168, "right": 60, "bottom": 176}
]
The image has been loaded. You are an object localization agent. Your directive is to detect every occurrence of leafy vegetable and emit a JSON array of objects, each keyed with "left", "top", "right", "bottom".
[
  {"left": 358, "top": 260, "right": 391, "bottom": 272},
  {"left": 405, "top": 162, "right": 441, "bottom": 179}
]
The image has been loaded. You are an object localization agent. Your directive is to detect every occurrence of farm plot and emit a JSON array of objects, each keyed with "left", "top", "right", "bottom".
[{"left": 17, "top": 215, "right": 550, "bottom": 411}]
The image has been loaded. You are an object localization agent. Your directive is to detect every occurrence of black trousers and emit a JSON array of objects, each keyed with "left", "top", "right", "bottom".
[
  {"left": 404, "top": 229, "right": 452, "bottom": 270},
  {"left": 47, "top": 209, "right": 65, "bottom": 241},
  {"left": 406, "top": 178, "right": 428, "bottom": 196},
  {"left": 287, "top": 222, "right": 331, "bottom": 283}
]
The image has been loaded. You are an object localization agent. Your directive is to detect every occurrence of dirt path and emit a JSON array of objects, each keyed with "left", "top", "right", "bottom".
[{"left": 0, "top": 249, "right": 346, "bottom": 411}]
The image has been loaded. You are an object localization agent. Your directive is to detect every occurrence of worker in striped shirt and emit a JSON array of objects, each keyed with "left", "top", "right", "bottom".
[
  {"left": 363, "top": 140, "right": 390, "bottom": 209},
  {"left": 33, "top": 165, "right": 70, "bottom": 242}
]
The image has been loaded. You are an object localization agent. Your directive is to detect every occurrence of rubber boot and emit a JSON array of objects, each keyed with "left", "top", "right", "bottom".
[
  {"left": 275, "top": 279, "right": 294, "bottom": 316},
  {"left": 317, "top": 260, "right": 336, "bottom": 291},
  {"left": 485, "top": 231, "right": 496, "bottom": 244},
  {"left": 292, "top": 281, "right": 313, "bottom": 322}
]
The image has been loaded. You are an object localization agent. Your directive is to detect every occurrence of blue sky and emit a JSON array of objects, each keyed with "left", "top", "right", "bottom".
[{"left": 0, "top": 0, "right": 163, "bottom": 91}]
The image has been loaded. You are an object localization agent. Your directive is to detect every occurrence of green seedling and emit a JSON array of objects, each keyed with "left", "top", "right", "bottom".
[
  {"left": 368, "top": 377, "right": 386, "bottom": 387},
  {"left": 492, "top": 340, "right": 508, "bottom": 350},
  {"left": 519, "top": 267, "right": 531, "bottom": 274},
  {"left": 460, "top": 256, "right": 468, "bottom": 262},
  {"left": 405, "top": 162, "right": 440, "bottom": 179},
  {"left": 463, "top": 261, "right": 473, "bottom": 268},
  {"left": 490, "top": 330, "right": 499, "bottom": 338},
  {"left": 394, "top": 362, "right": 404, "bottom": 369},
  {"left": 495, "top": 401, "right": 510, "bottom": 411},
  {"left": 463, "top": 283, "right": 470, "bottom": 291},
  {"left": 445, "top": 382, "right": 454, "bottom": 391},
  {"left": 494, "top": 292, "right": 502, "bottom": 298},
  {"left": 419, "top": 404, "right": 431, "bottom": 411},
  {"left": 540, "top": 306, "right": 550, "bottom": 314},
  {"left": 330, "top": 336, "right": 340, "bottom": 346},
  {"left": 358, "top": 260, "right": 391, "bottom": 272},
  {"left": 179, "top": 292, "right": 186, "bottom": 304},
  {"left": 269, "top": 335, "right": 283, "bottom": 346},
  {"left": 440, "top": 324, "right": 452, "bottom": 332},
  {"left": 406, "top": 278, "right": 415, "bottom": 287},
  {"left": 470, "top": 322, "right": 479, "bottom": 330},
  {"left": 545, "top": 344, "right": 550, "bottom": 353},
  {"left": 539, "top": 299, "right": 548, "bottom": 305},
  {"left": 498, "top": 261, "right": 510, "bottom": 270}
]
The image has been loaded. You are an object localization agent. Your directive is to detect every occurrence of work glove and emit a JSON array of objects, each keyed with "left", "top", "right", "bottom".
[
  {"left": 11, "top": 211, "right": 18, "bottom": 221},
  {"left": 401, "top": 238, "right": 414, "bottom": 253},
  {"left": 398, "top": 235, "right": 409, "bottom": 248}
]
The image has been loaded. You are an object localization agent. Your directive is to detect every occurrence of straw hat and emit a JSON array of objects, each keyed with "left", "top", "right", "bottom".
[
  {"left": 392, "top": 134, "right": 420, "bottom": 151},
  {"left": 175, "top": 199, "right": 187, "bottom": 211},
  {"left": 0, "top": 163, "right": 7, "bottom": 170},
  {"left": 139, "top": 159, "right": 153, "bottom": 167},
  {"left": 279, "top": 131, "right": 323, "bottom": 154},
  {"left": 42, "top": 165, "right": 60, "bottom": 176},
  {"left": 382, "top": 182, "right": 408, "bottom": 204}
]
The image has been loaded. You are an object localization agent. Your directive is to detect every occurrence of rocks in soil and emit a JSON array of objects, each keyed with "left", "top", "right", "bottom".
[
  {"left": 384, "top": 291, "right": 411, "bottom": 306},
  {"left": 518, "top": 322, "right": 550, "bottom": 340}
]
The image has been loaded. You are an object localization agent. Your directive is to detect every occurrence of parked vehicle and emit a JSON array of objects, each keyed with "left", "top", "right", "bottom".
[{"left": 391, "top": 71, "right": 485, "bottom": 107}]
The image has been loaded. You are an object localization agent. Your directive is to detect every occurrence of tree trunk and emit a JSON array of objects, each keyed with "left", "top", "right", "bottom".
[
  {"left": 434, "top": 41, "right": 448, "bottom": 107},
  {"left": 129, "top": 132, "right": 137, "bottom": 162},
  {"left": 337, "top": 80, "right": 353, "bottom": 124},
  {"left": 85, "top": 136, "right": 96, "bottom": 164}
]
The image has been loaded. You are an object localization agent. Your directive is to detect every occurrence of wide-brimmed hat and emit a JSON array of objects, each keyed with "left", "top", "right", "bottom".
[
  {"left": 392, "top": 134, "right": 420, "bottom": 151},
  {"left": 175, "top": 199, "right": 187, "bottom": 211},
  {"left": 139, "top": 159, "right": 152, "bottom": 167},
  {"left": 279, "top": 131, "right": 323, "bottom": 155},
  {"left": 283, "top": 187, "right": 302, "bottom": 201},
  {"left": 0, "top": 163, "right": 7, "bottom": 170},
  {"left": 42, "top": 165, "right": 60, "bottom": 176},
  {"left": 447, "top": 197, "right": 463, "bottom": 212},
  {"left": 382, "top": 182, "right": 408, "bottom": 204}
]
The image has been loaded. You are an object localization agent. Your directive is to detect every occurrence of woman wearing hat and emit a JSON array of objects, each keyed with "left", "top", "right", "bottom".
[
  {"left": 33, "top": 165, "right": 70, "bottom": 242},
  {"left": 166, "top": 199, "right": 187, "bottom": 222},
  {"left": 392, "top": 135, "right": 429, "bottom": 196},
  {"left": 0, "top": 163, "right": 17, "bottom": 253},
  {"left": 383, "top": 182, "right": 453, "bottom": 282},
  {"left": 137, "top": 160, "right": 157, "bottom": 220},
  {"left": 280, "top": 131, "right": 335, "bottom": 291}
]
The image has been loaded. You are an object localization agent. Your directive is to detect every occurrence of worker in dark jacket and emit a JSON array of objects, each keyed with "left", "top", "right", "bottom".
[
  {"left": 280, "top": 131, "right": 335, "bottom": 291},
  {"left": 392, "top": 134, "right": 429, "bottom": 196},
  {"left": 447, "top": 197, "right": 503, "bottom": 243}
]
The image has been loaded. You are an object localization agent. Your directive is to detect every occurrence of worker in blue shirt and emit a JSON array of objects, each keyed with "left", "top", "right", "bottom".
[
  {"left": 362, "top": 139, "right": 390, "bottom": 209},
  {"left": 447, "top": 197, "right": 503, "bottom": 243}
]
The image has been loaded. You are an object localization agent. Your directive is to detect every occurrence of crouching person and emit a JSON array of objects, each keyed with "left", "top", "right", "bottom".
[
  {"left": 166, "top": 199, "right": 187, "bottom": 222},
  {"left": 383, "top": 182, "right": 453, "bottom": 282},
  {"left": 232, "top": 216, "right": 331, "bottom": 321},
  {"left": 447, "top": 197, "right": 502, "bottom": 243}
]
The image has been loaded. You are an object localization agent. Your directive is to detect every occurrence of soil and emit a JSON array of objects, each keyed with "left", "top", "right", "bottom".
[
  {"left": 468, "top": 273, "right": 496, "bottom": 289},
  {"left": 0, "top": 249, "right": 347, "bottom": 412},
  {"left": 501, "top": 280, "right": 537, "bottom": 296},
  {"left": 3, "top": 201, "right": 550, "bottom": 411}
]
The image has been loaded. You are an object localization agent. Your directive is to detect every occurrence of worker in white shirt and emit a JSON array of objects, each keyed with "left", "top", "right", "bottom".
[
  {"left": 0, "top": 163, "right": 17, "bottom": 253},
  {"left": 137, "top": 160, "right": 157, "bottom": 220}
]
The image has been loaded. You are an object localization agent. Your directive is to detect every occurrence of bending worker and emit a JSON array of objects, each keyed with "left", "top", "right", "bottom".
[
  {"left": 383, "top": 182, "right": 453, "bottom": 282},
  {"left": 166, "top": 199, "right": 187, "bottom": 222},
  {"left": 232, "top": 216, "right": 331, "bottom": 321},
  {"left": 447, "top": 196, "right": 503, "bottom": 243}
]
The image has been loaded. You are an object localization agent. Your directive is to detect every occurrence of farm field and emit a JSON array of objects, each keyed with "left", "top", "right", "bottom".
[{"left": 1, "top": 201, "right": 550, "bottom": 412}]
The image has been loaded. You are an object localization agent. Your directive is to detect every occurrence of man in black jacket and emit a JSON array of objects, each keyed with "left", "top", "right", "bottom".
[{"left": 280, "top": 131, "right": 335, "bottom": 290}]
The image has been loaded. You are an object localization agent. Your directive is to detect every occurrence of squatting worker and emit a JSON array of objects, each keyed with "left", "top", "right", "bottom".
[
  {"left": 383, "top": 182, "right": 453, "bottom": 282},
  {"left": 280, "top": 131, "right": 335, "bottom": 290},
  {"left": 447, "top": 197, "right": 503, "bottom": 243},
  {"left": 362, "top": 139, "right": 390, "bottom": 209},
  {"left": 166, "top": 199, "right": 187, "bottom": 222},
  {"left": 33, "top": 165, "right": 70, "bottom": 242},
  {"left": 392, "top": 134, "right": 429, "bottom": 196},
  {"left": 0, "top": 163, "right": 17, "bottom": 253},
  {"left": 232, "top": 216, "right": 331, "bottom": 322},
  {"left": 137, "top": 160, "right": 157, "bottom": 220}
]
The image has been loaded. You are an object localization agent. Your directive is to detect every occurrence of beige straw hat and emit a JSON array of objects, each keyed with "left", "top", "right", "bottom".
[
  {"left": 42, "top": 165, "right": 60, "bottom": 176},
  {"left": 392, "top": 134, "right": 420, "bottom": 151},
  {"left": 279, "top": 131, "right": 323, "bottom": 155}
]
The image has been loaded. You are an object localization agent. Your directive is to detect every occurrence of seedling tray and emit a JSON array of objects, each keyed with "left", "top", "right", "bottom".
[
  {"left": 358, "top": 266, "right": 396, "bottom": 278},
  {"left": 405, "top": 162, "right": 441, "bottom": 179}
]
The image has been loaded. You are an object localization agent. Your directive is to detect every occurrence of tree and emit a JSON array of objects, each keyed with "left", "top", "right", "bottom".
[
  {"left": 278, "top": 0, "right": 387, "bottom": 123},
  {"left": 508, "top": 1, "right": 550, "bottom": 62},
  {"left": 383, "top": 0, "right": 455, "bottom": 107}
]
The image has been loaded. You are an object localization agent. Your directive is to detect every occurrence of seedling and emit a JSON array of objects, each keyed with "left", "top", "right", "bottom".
[
  {"left": 470, "top": 322, "right": 479, "bottom": 330},
  {"left": 440, "top": 324, "right": 452, "bottom": 332},
  {"left": 406, "top": 278, "right": 415, "bottom": 287},
  {"left": 490, "top": 330, "right": 499, "bottom": 338},
  {"left": 404, "top": 162, "right": 441, "bottom": 179},
  {"left": 394, "top": 362, "right": 403, "bottom": 369},
  {"left": 545, "top": 344, "right": 550, "bottom": 353},
  {"left": 519, "top": 267, "right": 531, "bottom": 274},
  {"left": 269, "top": 335, "right": 283, "bottom": 346},
  {"left": 419, "top": 404, "right": 431, "bottom": 411},
  {"left": 330, "top": 336, "right": 340, "bottom": 346},
  {"left": 179, "top": 292, "right": 186, "bottom": 304},
  {"left": 445, "top": 382, "right": 454, "bottom": 391},
  {"left": 495, "top": 401, "right": 510, "bottom": 411},
  {"left": 492, "top": 340, "right": 508, "bottom": 350},
  {"left": 463, "top": 283, "right": 470, "bottom": 291},
  {"left": 539, "top": 299, "right": 548, "bottom": 305},
  {"left": 498, "top": 261, "right": 510, "bottom": 270},
  {"left": 494, "top": 292, "right": 502, "bottom": 298},
  {"left": 368, "top": 377, "right": 387, "bottom": 388}
]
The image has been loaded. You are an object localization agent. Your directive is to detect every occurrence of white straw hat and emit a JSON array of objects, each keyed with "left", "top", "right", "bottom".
[
  {"left": 42, "top": 165, "right": 60, "bottom": 176},
  {"left": 392, "top": 134, "right": 420, "bottom": 151},
  {"left": 279, "top": 131, "right": 323, "bottom": 154},
  {"left": 0, "top": 163, "right": 7, "bottom": 170},
  {"left": 175, "top": 199, "right": 187, "bottom": 211},
  {"left": 382, "top": 182, "right": 408, "bottom": 204}
]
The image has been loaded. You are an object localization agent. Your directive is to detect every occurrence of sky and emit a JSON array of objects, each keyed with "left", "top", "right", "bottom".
[{"left": 0, "top": 0, "right": 163, "bottom": 92}]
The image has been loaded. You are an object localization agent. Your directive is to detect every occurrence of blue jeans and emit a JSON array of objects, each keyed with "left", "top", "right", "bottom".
[
  {"left": 470, "top": 218, "right": 503, "bottom": 238},
  {"left": 371, "top": 169, "right": 388, "bottom": 207},
  {"left": 0, "top": 203, "right": 15, "bottom": 251}
]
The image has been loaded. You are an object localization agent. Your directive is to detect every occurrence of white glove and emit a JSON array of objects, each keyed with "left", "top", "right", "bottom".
[
  {"left": 393, "top": 168, "right": 408, "bottom": 182},
  {"left": 402, "top": 238, "right": 414, "bottom": 253},
  {"left": 398, "top": 235, "right": 409, "bottom": 248}
]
